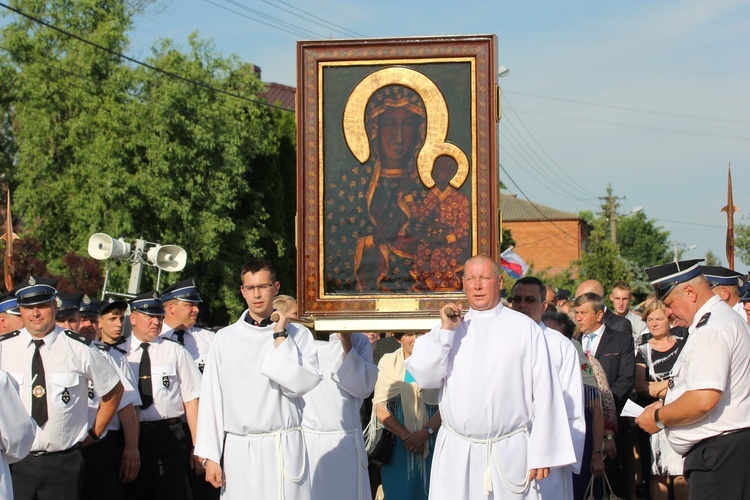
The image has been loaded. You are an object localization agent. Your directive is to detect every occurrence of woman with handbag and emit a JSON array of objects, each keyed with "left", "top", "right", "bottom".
[{"left": 365, "top": 332, "right": 441, "bottom": 500}]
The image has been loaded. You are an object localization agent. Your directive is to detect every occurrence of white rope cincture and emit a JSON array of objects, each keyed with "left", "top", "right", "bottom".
[
  {"left": 234, "top": 426, "right": 306, "bottom": 500},
  {"left": 442, "top": 423, "right": 530, "bottom": 496}
]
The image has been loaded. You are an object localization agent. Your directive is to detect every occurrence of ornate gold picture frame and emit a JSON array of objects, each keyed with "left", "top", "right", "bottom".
[{"left": 296, "top": 35, "right": 499, "bottom": 331}]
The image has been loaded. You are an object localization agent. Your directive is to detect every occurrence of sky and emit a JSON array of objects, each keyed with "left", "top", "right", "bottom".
[{"left": 129, "top": 0, "right": 750, "bottom": 271}]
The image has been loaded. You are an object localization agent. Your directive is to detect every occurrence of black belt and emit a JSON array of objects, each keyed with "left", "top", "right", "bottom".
[
  {"left": 685, "top": 426, "right": 750, "bottom": 457},
  {"left": 30, "top": 443, "right": 80, "bottom": 457},
  {"left": 140, "top": 417, "right": 182, "bottom": 430}
]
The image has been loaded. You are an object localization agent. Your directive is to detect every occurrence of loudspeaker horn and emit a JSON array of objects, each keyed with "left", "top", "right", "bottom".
[
  {"left": 147, "top": 245, "right": 187, "bottom": 272},
  {"left": 88, "top": 233, "right": 131, "bottom": 260}
]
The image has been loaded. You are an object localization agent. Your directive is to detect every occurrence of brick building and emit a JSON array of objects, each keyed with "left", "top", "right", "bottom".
[{"left": 499, "top": 193, "right": 590, "bottom": 276}]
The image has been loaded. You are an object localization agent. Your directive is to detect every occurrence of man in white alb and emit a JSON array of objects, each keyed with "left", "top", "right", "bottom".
[
  {"left": 195, "top": 258, "right": 322, "bottom": 499},
  {"left": 405, "top": 255, "right": 575, "bottom": 499}
]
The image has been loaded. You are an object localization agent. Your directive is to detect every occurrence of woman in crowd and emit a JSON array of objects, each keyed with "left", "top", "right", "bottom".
[
  {"left": 366, "top": 332, "right": 441, "bottom": 500},
  {"left": 634, "top": 300, "right": 688, "bottom": 500}
]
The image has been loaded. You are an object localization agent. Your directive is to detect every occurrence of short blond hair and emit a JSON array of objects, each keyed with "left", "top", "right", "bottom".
[
  {"left": 641, "top": 299, "right": 666, "bottom": 322},
  {"left": 273, "top": 294, "right": 297, "bottom": 314}
]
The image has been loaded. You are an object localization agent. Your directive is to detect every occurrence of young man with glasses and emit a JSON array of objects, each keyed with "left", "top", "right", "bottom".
[{"left": 195, "top": 258, "right": 322, "bottom": 499}]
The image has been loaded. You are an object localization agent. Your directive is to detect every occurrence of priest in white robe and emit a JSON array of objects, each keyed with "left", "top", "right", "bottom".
[
  {"left": 194, "top": 258, "right": 322, "bottom": 500},
  {"left": 302, "top": 332, "right": 378, "bottom": 500},
  {"left": 405, "top": 255, "right": 576, "bottom": 499}
]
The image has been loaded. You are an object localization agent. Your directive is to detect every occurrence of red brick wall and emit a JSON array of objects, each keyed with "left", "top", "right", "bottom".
[{"left": 503, "top": 220, "right": 583, "bottom": 276}]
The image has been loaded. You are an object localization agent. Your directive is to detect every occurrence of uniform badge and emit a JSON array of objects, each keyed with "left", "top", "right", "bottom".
[
  {"left": 162, "top": 374, "right": 170, "bottom": 388},
  {"left": 198, "top": 363, "right": 205, "bottom": 374},
  {"left": 88, "top": 383, "right": 95, "bottom": 400},
  {"left": 32, "top": 385, "right": 46, "bottom": 398},
  {"left": 62, "top": 387, "right": 70, "bottom": 404},
  {"left": 29, "top": 276, "right": 36, "bottom": 286},
  {"left": 668, "top": 378, "right": 674, "bottom": 389},
  {"left": 83, "top": 294, "right": 91, "bottom": 305},
  {"left": 696, "top": 312, "right": 711, "bottom": 329}
]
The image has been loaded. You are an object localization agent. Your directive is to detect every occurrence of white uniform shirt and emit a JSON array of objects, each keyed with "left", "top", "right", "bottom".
[
  {"left": 302, "top": 333, "right": 377, "bottom": 500},
  {"left": 405, "top": 304, "right": 575, "bottom": 499},
  {"left": 0, "top": 370, "right": 36, "bottom": 500},
  {"left": 123, "top": 335, "right": 202, "bottom": 422},
  {"left": 160, "top": 324, "right": 214, "bottom": 373},
  {"left": 87, "top": 343, "right": 141, "bottom": 432},
  {"left": 0, "top": 327, "right": 120, "bottom": 452},
  {"left": 664, "top": 295, "right": 750, "bottom": 455},
  {"left": 732, "top": 301, "right": 748, "bottom": 322},
  {"left": 194, "top": 311, "right": 321, "bottom": 500}
]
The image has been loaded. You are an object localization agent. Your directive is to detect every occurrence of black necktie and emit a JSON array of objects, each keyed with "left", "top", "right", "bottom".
[
  {"left": 138, "top": 343, "right": 153, "bottom": 409},
  {"left": 31, "top": 339, "right": 48, "bottom": 427},
  {"left": 174, "top": 329, "right": 186, "bottom": 345}
]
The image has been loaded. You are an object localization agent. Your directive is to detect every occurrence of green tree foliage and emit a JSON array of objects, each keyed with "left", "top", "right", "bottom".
[
  {"left": 0, "top": 0, "right": 296, "bottom": 325},
  {"left": 617, "top": 211, "right": 671, "bottom": 269},
  {"left": 736, "top": 216, "right": 750, "bottom": 266},
  {"left": 577, "top": 214, "right": 630, "bottom": 293},
  {"left": 703, "top": 250, "right": 721, "bottom": 266},
  {"left": 576, "top": 188, "right": 672, "bottom": 298}
]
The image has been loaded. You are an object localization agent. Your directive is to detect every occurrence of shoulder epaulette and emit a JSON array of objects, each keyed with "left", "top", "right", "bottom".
[
  {"left": 696, "top": 312, "right": 711, "bottom": 329},
  {"left": 162, "top": 336, "right": 180, "bottom": 344},
  {"left": 65, "top": 330, "right": 92, "bottom": 345},
  {"left": 93, "top": 342, "right": 111, "bottom": 352},
  {"left": 0, "top": 330, "right": 20, "bottom": 342},
  {"left": 113, "top": 345, "right": 127, "bottom": 354}
]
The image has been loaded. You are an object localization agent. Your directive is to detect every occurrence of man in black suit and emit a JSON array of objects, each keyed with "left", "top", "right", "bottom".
[
  {"left": 575, "top": 292, "right": 635, "bottom": 498},
  {"left": 575, "top": 279, "right": 633, "bottom": 336}
]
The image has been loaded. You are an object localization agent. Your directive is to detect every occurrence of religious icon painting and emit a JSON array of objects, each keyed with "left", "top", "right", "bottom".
[{"left": 297, "top": 35, "right": 500, "bottom": 331}]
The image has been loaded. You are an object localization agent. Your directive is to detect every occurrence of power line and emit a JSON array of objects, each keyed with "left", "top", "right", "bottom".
[
  {"left": 260, "top": 0, "right": 367, "bottom": 38},
  {"left": 513, "top": 107, "right": 750, "bottom": 142},
  {"left": 506, "top": 89, "right": 750, "bottom": 126},
  {"left": 499, "top": 162, "right": 580, "bottom": 242},
  {"left": 0, "top": 2, "right": 291, "bottom": 113},
  {"left": 503, "top": 95, "right": 599, "bottom": 200},
  {"left": 207, "top": 0, "right": 327, "bottom": 39},
  {"left": 654, "top": 218, "right": 724, "bottom": 229}
]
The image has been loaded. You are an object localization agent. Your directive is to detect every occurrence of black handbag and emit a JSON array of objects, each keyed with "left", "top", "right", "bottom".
[{"left": 367, "top": 428, "right": 396, "bottom": 465}]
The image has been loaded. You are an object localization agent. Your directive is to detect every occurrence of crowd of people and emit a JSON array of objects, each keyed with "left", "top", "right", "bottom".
[{"left": 0, "top": 255, "right": 749, "bottom": 500}]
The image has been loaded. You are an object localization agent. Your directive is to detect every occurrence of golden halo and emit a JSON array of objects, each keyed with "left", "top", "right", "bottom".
[{"left": 343, "top": 67, "right": 469, "bottom": 189}]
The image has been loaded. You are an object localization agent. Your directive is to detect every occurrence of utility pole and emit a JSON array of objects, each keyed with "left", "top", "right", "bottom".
[{"left": 599, "top": 185, "right": 624, "bottom": 245}]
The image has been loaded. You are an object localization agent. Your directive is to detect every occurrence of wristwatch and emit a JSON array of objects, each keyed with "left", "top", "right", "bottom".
[
  {"left": 202, "top": 458, "right": 209, "bottom": 469},
  {"left": 273, "top": 330, "right": 289, "bottom": 340},
  {"left": 654, "top": 409, "right": 666, "bottom": 430},
  {"left": 88, "top": 428, "right": 101, "bottom": 442},
  {"left": 423, "top": 425, "right": 434, "bottom": 436}
]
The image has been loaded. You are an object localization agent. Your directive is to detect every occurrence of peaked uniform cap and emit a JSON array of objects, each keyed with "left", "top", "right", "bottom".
[
  {"left": 700, "top": 266, "right": 743, "bottom": 287},
  {"left": 160, "top": 278, "right": 203, "bottom": 303},
  {"left": 0, "top": 291, "right": 20, "bottom": 315},
  {"left": 99, "top": 297, "right": 129, "bottom": 315},
  {"left": 644, "top": 259, "right": 705, "bottom": 301},
  {"left": 55, "top": 292, "right": 84, "bottom": 319},
  {"left": 129, "top": 290, "right": 164, "bottom": 316},
  {"left": 15, "top": 276, "right": 58, "bottom": 306},
  {"left": 79, "top": 295, "right": 100, "bottom": 317}
]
